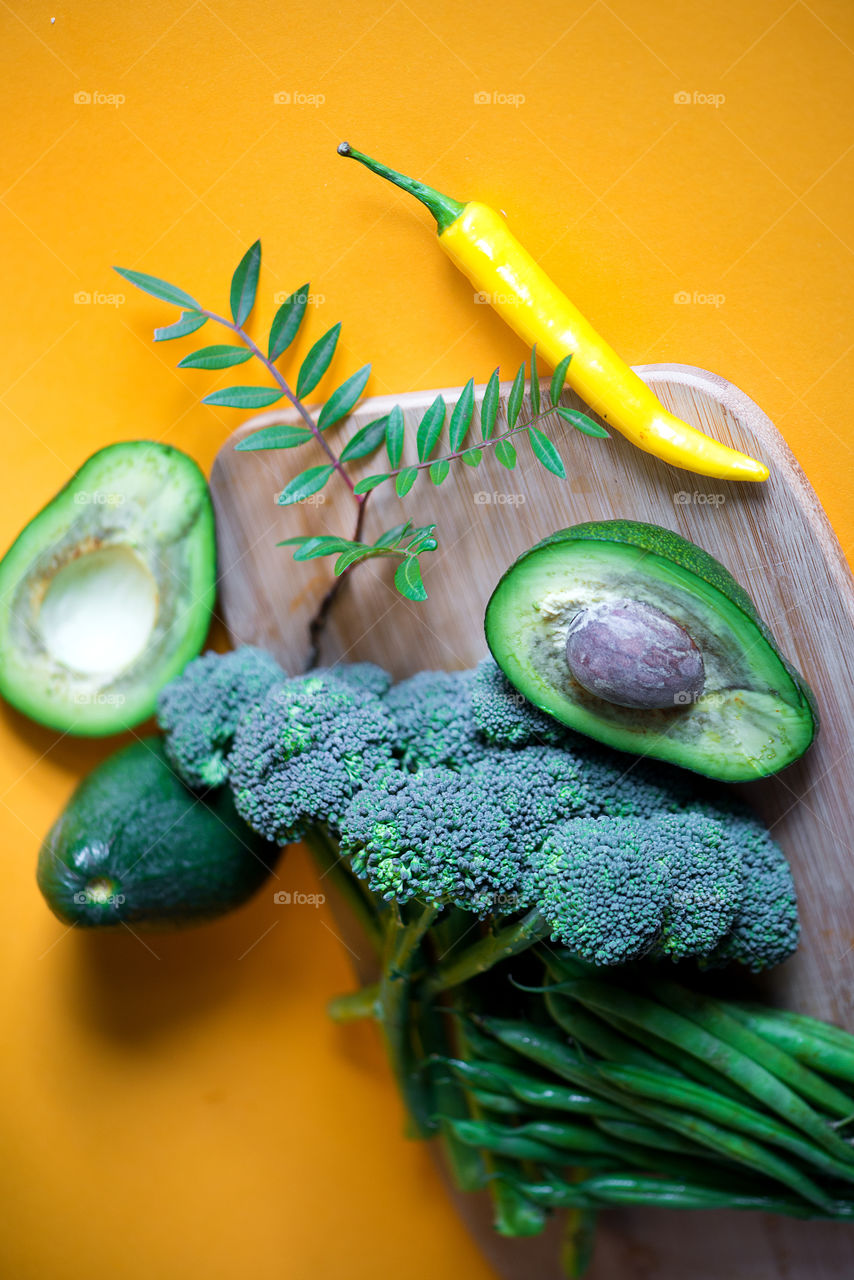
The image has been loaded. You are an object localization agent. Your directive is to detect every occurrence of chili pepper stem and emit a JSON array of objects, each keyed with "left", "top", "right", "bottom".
[{"left": 338, "top": 142, "right": 465, "bottom": 233}]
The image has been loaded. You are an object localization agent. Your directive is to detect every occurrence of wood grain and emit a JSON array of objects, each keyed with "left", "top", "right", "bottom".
[{"left": 211, "top": 366, "right": 854, "bottom": 1278}]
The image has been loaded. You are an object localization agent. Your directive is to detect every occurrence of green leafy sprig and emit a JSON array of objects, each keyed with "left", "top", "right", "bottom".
[{"left": 115, "top": 241, "right": 607, "bottom": 660}]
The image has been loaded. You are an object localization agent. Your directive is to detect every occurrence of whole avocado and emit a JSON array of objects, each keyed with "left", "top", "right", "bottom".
[{"left": 37, "top": 738, "right": 281, "bottom": 929}]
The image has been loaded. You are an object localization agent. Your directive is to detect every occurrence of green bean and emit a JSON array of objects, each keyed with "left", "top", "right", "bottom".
[
  {"left": 728, "top": 1005, "right": 854, "bottom": 1086},
  {"left": 460, "top": 1015, "right": 528, "bottom": 1068},
  {"left": 508, "top": 1076, "right": 635, "bottom": 1121},
  {"left": 561, "top": 1202, "right": 598, "bottom": 1280},
  {"left": 472, "top": 1088, "right": 526, "bottom": 1115},
  {"left": 476, "top": 1015, "right": 836, "bottom": 1210},
  {"left": 598, "top": 1062, "right": 854, "bottom": 1185},
  {"left": 445, "top": 1115, "right": 582, "bottom": 1163},
  {"left": 416, "top": 1004, "right": 486, "bottom": 1193},
  {"left": 564, "top": 980, "right": 854, "bottom": 1164},
  {"left": 505, "top": 1173, "right": 853, "bottom": 1218},
  {"left": 650, "top": 979, "right": 854, "bottom": 1119},
  {"left": 604, "top": 1011, "right": 752, "bottom": 1103},
  {"left": 437, "top": 1055, "right": 516, "bottom": 1095},
  {"left": 487, "top": 1156, "right": 550, "bottom": 1237},
  {"left": 737, "top": 1004, "right": 854, "bottom": 1053},
  {"left": 511, "top": 1119, "right": 646, "bottom": 1161},
  {"left": 544, "top": 991, "right": 681, "bottom": 1076},
  {"left": 594, "top": 1118, "right": 715, "bottom": 1158}
]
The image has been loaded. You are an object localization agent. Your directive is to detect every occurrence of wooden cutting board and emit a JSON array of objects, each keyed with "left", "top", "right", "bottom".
[{"left": 210, "top": 365, "right": 854, "bottom": 1278}]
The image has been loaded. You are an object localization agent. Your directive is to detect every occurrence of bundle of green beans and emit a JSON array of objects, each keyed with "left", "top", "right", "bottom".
[{"left": 331, "top": 934, "right": 854, "bottom": 1270}]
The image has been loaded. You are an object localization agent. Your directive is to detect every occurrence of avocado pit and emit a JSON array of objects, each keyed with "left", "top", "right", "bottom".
[{"left": 565, "top": 597, "right": 705, "bottom": 710}]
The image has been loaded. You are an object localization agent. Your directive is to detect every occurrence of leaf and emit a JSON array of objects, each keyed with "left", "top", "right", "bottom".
[
  {"left": 555, "top": 406, "right": 610, "bottom": 438},
  {"left": 235, "top": 423, "right": 313, "bottom": 451},
  {"left": 395, "top": 466, "right": 418, "bottom": 497},
  {"left": 296, "top": 322, "right": 341, "bottom": 398},
  {"left": 318, "top": 363, "right": 371, "bottom": 431},
  {"left": 394, "top": 556, "right": 427, "bottom": 602},
  {"left": 429, "top": 459, "right": 450, "bottom": 485},
  {"left": 416, "top": 394, "right": 446, "bottom": 462},
  {"left": 277, "top": 464, "right": 335, "bottom": 506},
  {"left": 480, "top": 367, "right": 500, "bottom": 440},
  {"left": 374, "top": 522, "right": 412, "bottom": 549},
  {"left": 528, "top": 426, "right": 566, "bottom": 478},
  {"left": 230, "top": 240, "right": 261, "bottom": 328},
  {"left": 340, "top": 415, "right": 388, "bottom": 462},
  {"left": 550, "top": 353, "right": 572, "bottom": 404},
  {"left": 335, "top": 546, "right": 374, "bottom": 574},
  {"left": 530, "top": 346, "right": 540, "bottom": 416},
  {"left": 203, "top": 386, "right": 284, "bottom": 409},
  {"left": 507, "top": 361, "right": 526, "bottom": 429},
  {"left": 154, "top": 311, "right": 207, "bottom": 342},
  {"left": 461, "top": 448, "right": 482, "bottom": 467},
  {"left": 354, "top": 472, "right": 391, "bottom": 495},
  {"left": 405, "top": 524, "right": 437, "bottom": 553},
  {"left": 269, "top": 283, "right": 309, "bottom": 360},
  {"left": 494, "top": 439, "right": 517, "bottom": 469},
  {"left": 448, "top": 377, "right": 475, "bottom": 452},
  {"left": 385, "top": 403, "right": 405, "bottom": 469},
  {"left": 179, "top": 344, "right": 253, "bottom": 370},
  {"left": 114, "top": 266, "right": 199, "bottom": 310},
  {"left": 292, "top": 536, "right": 355, "bottom": 561}
]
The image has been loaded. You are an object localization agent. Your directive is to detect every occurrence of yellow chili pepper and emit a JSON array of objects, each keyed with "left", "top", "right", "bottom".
[{"left": 338, "top": 143, "right": 769, "bottom": 483}]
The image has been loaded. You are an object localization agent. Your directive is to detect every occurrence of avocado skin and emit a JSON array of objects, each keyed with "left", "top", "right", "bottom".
[{"left": 37, "top": 739, "right": 281, "bottom": 929}]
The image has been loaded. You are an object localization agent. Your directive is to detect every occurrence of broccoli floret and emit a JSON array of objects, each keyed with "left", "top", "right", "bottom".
[
  {"left": 471, "top": 659, "right": 568, "bottom": 747},
  {"left": 533, "top": 810, "right": 772, "bottom": 966},
  {"left": 229, "top": 672, "right": 398, "bottom": 844},
  {"left": 648, "top": 811, "right": 742, "bottom": 960},
  {"left": 312, "top": 661, "right": 392, "bottom": 698},
  {"left": 157, "top": 646, "right": 285, "bottom": 790},
  {"left": 385, "top": 669, "right": 490, "bottom": 769},
  {"left": 469, "top": 746, "right": 595, "bottom": 855},
  {"left": 707, "top": 811, "right": 799, "bottom": 971},
  {"left": 534, "top": 816, "right": 671, "bottom": 965},
  {"left": 339, "top": 767, "right": 527, "bottom": 915}
]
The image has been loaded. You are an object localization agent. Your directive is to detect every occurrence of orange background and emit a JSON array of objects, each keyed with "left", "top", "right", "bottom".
[{"left": 1, "top": 2, "right": 853, "bottom": 1276}]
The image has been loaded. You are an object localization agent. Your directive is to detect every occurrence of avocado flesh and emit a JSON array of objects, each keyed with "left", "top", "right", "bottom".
[
  {"left": 37, "top": 738, "right": 279, "bottom": 929},
  {"left": 0, "top": 441, "right": 216, "bottom": 735},
  {"left": 485, "top": 524, "right": 817, "bottom": 782}
]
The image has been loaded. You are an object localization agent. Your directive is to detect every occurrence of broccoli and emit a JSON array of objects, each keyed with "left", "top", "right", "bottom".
[
  {"left": 533, "top": 816, "right": 671, "bottom": 965},
  {"left": 532, "top": 810, "right": 758, "bottom": 966},
  {"left": 339, "top": 766, "right": 525, "bottom": 915},
  {"left": 312, "top": 661, "right": 392, "bottom": 699},
  {"left": 229, "top": 671, "right": 398, "bottom": 844},
  {"left": 707, "top": 811, "right": 800, "bottom": 972},
  {"left": 157, "top": 646, "right": 285, "bottom": 790},
  {"left": 471, "top": 659, "right": 568, "bottom": 747},
  {"left": 384, "top": 668, "right": 490, "bottom": 769}
]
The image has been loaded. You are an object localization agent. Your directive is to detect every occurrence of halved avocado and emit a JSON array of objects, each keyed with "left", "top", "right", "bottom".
[
  {"left": 485, "top": 520, "right": 818, "bottom": 782},
  {"left": 37, "top": 738, "right": 279, "bottom": 929},
  {"left": 0, "top": 441, "right": 215, "bottom": 735}
]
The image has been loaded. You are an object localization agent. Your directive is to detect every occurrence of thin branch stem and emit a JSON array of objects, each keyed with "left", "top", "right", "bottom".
[
  {"left": 370, "top": 404, "right": 570, "bottom": 485},
  {"left": 203, "top": 307, "right": 359, "bottom": 496}
]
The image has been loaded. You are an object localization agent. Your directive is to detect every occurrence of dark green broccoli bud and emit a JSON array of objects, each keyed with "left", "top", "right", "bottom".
[
  {"left": 469, "top": 746, "right": 596, "bottom": 854},
  {"left": 157, "top": 646, "right": 285, "bottom": 790},
  {"left": 339, "top": 767, "right": 527, "bottom": 914},
  {"left": 535, "top": 816, "right": 671, "bottom": 965},
  {"left": 385, "top": 669, "right": 490, "bottom": 769},
  {"left": 229, "top": 673, "right": 398, "bottom": 844},
  {"left": 471, "top": 659, "right": 568, "bottom": 746},
  {"left": 647, "top": 811, "right": 742, "bottom": 960},
  {"left": 311, "top": 661, "right": 392, "bottom": 698},
  {"left": 707, "top": 812, "right": 799, "bottom": 972}
]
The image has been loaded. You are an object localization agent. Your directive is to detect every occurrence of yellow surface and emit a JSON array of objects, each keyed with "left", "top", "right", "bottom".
[{"left": 1, "top": 2, "right": 852, "bottom": 1277}]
